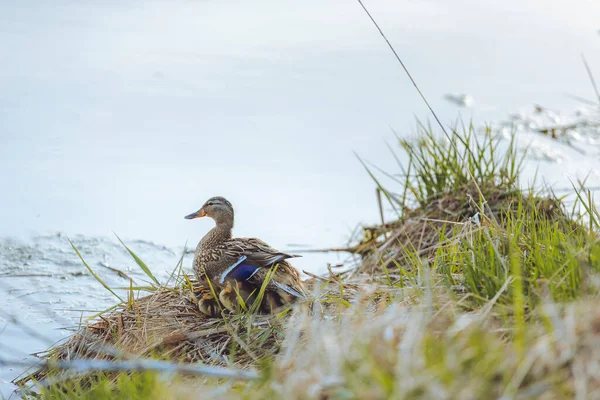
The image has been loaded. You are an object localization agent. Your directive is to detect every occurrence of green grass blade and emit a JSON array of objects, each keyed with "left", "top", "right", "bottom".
[
  {"left": 68, "top": 238, "right": 124, "bottom": 302},
  {"left": 165, "top": 242, "right": 188, "bottom": 288},
  {"left": 114, "top": 234, "right": 160, "bottom": 286}
]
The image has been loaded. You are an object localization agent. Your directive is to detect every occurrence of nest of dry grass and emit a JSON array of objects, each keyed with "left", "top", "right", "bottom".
[
  {"left": 17, "top": 283, "right": 265, "bottom": 385},
  {"left": 351, "top": 182, "right": 572, "bottom": 275},
  {"left": 14, "top": 274, "right": 379, "bottom": 387}
]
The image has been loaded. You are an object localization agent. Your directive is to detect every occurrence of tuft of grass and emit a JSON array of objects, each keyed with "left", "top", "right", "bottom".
[
  {"left": 355, "top": 122, "right": 599, "bottom": 315},
  {"left": 399, "top": 123, "right": 523, "bottom": 210}
]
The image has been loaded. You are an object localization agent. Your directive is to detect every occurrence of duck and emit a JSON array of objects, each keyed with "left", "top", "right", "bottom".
[{"left": 185, "top": 196, "right": 306, "bottom": 317}]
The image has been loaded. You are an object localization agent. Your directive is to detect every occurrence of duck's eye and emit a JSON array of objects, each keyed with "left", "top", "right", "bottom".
[{"left": 207, "top": 202, "right": 214, "bottom": 206}]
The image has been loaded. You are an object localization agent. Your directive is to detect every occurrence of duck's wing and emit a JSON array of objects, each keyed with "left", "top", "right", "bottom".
[
  {"left": 216, "top": 238, "right": 302, "bottom": 290},
  {"left": 241, "top": 238, "right": 301, "bottom": 266}
]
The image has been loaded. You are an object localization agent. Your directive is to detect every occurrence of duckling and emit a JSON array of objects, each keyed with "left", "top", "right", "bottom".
[
  {"left": 185, "top": 196, "right": 306, "bottom": 316},
  {"left": 218, "top": 280, "right": 258, "bottom": 314},
  {"left": 193, "top": 286, "right": 221, "bottom": 318}
]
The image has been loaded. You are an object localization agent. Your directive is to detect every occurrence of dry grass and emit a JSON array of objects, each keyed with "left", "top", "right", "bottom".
[
  {"left": 17, "top": 282, "right": 277, "bottom": 385},
  {"left": 14, "top": 274, "right": 385, "bottom": 387}
]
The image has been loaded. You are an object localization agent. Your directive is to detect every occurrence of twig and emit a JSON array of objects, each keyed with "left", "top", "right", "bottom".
[
  {"left": 537, "top": 122, "right": 585, "bottom": 135},
  {"left": 0, "top": 273, "right": 85, "bottom": 278},
  {"left": 302, "top": 270, "right": 329, "bottom": 282},
  {"left": 292, "top": 246, "right": 362, "bottom": 254},
  {"left": 582, "top": 54, "right": 600, "bottom": 105},
  {"left": 326, "top": 264, "right": 343, "bottom": 284},
  {"left": 553, "top": 186, "right": 600, "bottom": 192},
  {"left": 355, "top": 0, "right": 447, "bottom": 143},
  {"left": 376, "top": 188, "right": 386, "bottom": 233},
  {"left": 2, "top": 357, "right": 258, "bottom": 382},
  {"left": 563, "top": 92, "right": 599, "bottom": 107},
  {"left": 142, "top": 325, "right": 230, "bottom": 354},
  {"left": 535, "top": 121, "right": 595, "bottom": 155}
]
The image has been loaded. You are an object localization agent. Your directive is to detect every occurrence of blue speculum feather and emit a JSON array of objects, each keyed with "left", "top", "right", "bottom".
[
  {"left": 227, "top": 263, "right": 260, "bottom": 281},
  {"left": 218, "top": 255, "right": 261, "bottom": 284}
]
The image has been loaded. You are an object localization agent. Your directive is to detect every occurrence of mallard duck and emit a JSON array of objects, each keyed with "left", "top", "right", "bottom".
[{"left": 185, "top": 196, "right": 306, "bottom": 316}]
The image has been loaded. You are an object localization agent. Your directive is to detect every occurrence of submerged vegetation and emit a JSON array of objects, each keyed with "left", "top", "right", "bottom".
[{"left": 11, "top": 122, "right": 600, "bottom": 399}]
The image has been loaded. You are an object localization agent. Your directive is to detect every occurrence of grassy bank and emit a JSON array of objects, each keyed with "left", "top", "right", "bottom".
[{"left": 14, "top": 125, "right": 600, "bottom": 399}]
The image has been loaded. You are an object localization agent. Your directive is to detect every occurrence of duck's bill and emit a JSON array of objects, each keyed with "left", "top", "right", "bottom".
[{"left": 184, "top": 209, "right": 207, "bottom": 219}]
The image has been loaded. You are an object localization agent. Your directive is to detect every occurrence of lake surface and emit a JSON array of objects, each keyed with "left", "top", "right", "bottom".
[{"left": 1, "top": 0, "right": 599, "bottom": 395}]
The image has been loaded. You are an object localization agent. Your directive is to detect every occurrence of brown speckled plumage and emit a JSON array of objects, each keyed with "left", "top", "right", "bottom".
[{"left": 186, "top": 196, "right": 305, "bottom": 316}]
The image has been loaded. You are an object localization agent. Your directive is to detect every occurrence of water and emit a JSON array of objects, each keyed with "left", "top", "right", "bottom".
[{"left": 1, "top": 0, "right": 600, "bottom": 395}]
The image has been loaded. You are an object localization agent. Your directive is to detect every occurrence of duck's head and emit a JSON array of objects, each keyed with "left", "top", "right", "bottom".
[{"left": 185, "top": 196, "right": 234, "bottom": 226}]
